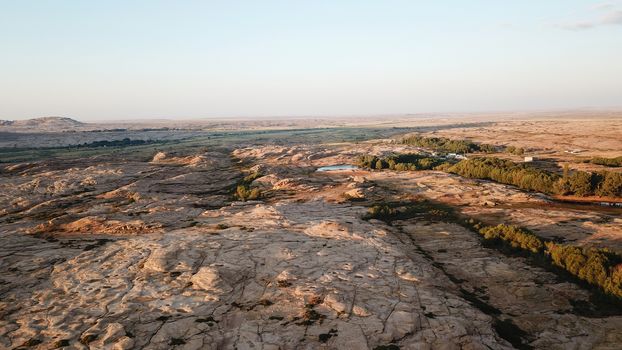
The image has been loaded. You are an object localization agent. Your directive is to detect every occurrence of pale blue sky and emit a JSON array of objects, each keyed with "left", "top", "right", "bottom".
[{"left": 1, "top": 1, "right": 621, "bottom": 120}]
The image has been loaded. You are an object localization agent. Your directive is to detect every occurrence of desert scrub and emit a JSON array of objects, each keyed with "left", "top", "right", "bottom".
[
  {"left": 478, "top": 224, "right": 544, "bottom": 254},
  {"left": 504, "top": 145, "right": 525, "bottom": 155},
  {"left": 365, "top": 199, "right": 622, "bottom": 300},
  {"left": 357, "top": 153, "right": 450, "bottom": 171},
  {"left": 448, "top": 157, "right": 559, "bottom": 194},
  {"left": 474, "top": 223, "right": 622, "bottom": 299},
  {"left": 363, "top": 200, "right": 458, "bottom": 223},
  {"left": 589, "top": 156, "right": 622, "bottom": 167},
  {"left": 233, "top": 169, "right": 263, "bottom": 201},
  {"left": 236, "top": 184, "right": 261, "bottom": 201},
  {"left": 401, "top": 135, "right": 490, "bottom": 153},
  {"left": 448, "top": 157, "right": 622, "bottom": 198},
  {"left": 545, "top": 242, "right": 622, "bottom": 298}
]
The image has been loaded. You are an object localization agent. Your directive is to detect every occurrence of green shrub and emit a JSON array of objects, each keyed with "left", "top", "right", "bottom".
[
  {"left": 448, "top": 157, "right": 559, "bottom": 194},
  {"left": 446, "top": 157, "right": 621, "bottom": 198},
  {"left": 234, "top": 170, "right": 263, "bottom": 201},
  {"left": 505, "top": 146, "right": 525, "bottom": 155},
  {"left": 591, "top": 156, "right": 622, "bottom": 167},
  {"left": 356, "top": 155, "right": 380, "bottom": 169},
  {"left": 545, "top": 242, "right": 622, "bottom": 298},
  {"left": 477, "top": 224, "right": 622, "bottom": 299},
  {"left": 479, "top": 224, "right": 544, "bottom": 253},
  {"left": 356, "top": 153, "right": 447, "bottom": 171},
  {"left": 236, "top": 185, "right": 261, "bottom": 201},
  {"left": 364, "top": 199, "right": 622, "bottom": 299},
  {"left": 596, "top": 172, "right": 622, "bottom": 197},
  {"left": 479, "top": 143, "right": 497, "bottom": 153},
  {"left": 401, "top": 135, "right": 483, "bottom": 153}
]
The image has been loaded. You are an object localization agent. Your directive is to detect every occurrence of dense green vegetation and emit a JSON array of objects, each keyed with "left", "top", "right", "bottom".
[
  {"left": 557, "top": 165, "right": 622, "bottom": 197},
  {"left": 363, "top": 200, "right": 457, "bottom": 222},
  {"left": 448, "top": 157, "right": 622, "bottom": 198},
  {"left": 505, "top": 145, "right": 525, "bottom": 155},
  {"left": 448, "top": 157, "right": 559, "bottom": 194},
  {"left": 479, "top": 224, "right": 544, "bottom": 254},
  {"left": 546, "top": 242, "right": 622, "bottom": 296},
  {"left": 478, "top": 224, "right": 622, "bottom": 298},
  {"left": 363, "top": 200, "right": 622, "bottom": 299},
  {"left": 401, "top": 135, "right": 495, "bottom": 153},
  {"left": 356, "top": 153, "right": 622, "bottom": 198},
  {"left": 590, "top": 156, "right": 622, "bottom": 167},
  {"left": 356, "top": 153, "right": 449, "bottom": 171},
  {"left": 595, "top": 172, "right": 622, "bottom": 197},
  {"left": 236, "top": 185, "right": 261, "bottom": 201},
  {"left": 400, "top": 134, "right": 538, "bottom": 157},
  {"left": 234, "top": 171, "right": 262, "bottom": 201}
]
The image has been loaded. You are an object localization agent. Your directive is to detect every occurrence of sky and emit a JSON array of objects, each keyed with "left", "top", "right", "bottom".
[{"left": 1, "top": 1, "right": 621, "bottom": 121}]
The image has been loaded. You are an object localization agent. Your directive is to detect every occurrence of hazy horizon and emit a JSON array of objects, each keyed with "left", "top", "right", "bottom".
[
  {"left": 6, "top": 106, "right": 622, "bottom": 124},
  {"left": 2, "top": 1, "right": 622, "bottom": 121}
]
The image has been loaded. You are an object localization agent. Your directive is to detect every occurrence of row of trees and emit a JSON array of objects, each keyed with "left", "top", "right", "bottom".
[
  {"left": 401, "top": 135, "right": 496, "bottom": 154},
  {"left": 400, "top": 134, "right": 542, "bottom": 158},
  {"left": 590, "top": 156, "right": 622, "bottom": 168},
  {"left": 479, "top": 224, "right": 543, "bottom": 253},
  {"left": 448, "top": 157, "right": 559, "bottom": 194},
  {"left": 475, "top": 224, "right": 622, "bottom": 298},
  {"left": 363, "top": 200, "right": 622, "bottom": 299},
  {"left": 546, "top": 242, "right": 622, "bottom": 296},
  {"left": 355, "top": 153, "right": 622, "bottom": 197},
  {"left": 356, "top": 154, "right": 448, "bottom": 171},
  {"left": 72, "top": 138, "right": 155, "bottom": 148},
  {"left": 557, "top": 165, "right": 622, "bottom": 197},
  {"left": 448, "top": 157, "right": 622, "bottom": 198}
]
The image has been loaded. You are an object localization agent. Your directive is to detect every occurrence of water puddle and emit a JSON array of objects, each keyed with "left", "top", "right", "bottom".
[{"left": 315, "top": 164, "right": 359, "bottom": 172}]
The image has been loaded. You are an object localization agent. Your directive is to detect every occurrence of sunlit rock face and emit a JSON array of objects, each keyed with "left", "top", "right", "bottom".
[{"left": 1, "top": 123, "right": 622, "bottom": 349}]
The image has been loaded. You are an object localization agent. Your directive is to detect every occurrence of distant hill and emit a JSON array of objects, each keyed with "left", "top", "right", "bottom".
[{"left": 0, "top": 117, "right": 85, "bottom": 132}]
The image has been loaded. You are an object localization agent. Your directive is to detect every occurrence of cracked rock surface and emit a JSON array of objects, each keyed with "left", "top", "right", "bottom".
[
  {"left": 1, "top": 200, "right": 517, "bottom": 349},
  {"left": 1, "top": 142, "right": 622, "bottom": 349}
]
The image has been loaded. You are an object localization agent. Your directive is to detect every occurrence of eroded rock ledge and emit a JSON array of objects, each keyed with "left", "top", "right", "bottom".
[{"left": 2, "top": 201, "right": 514, "bottom": 349}]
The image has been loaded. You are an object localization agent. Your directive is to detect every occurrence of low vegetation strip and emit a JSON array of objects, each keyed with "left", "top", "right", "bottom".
[
  {"left": 357, "top": 153, "right": 622, "bottom": 198},
  {"left": 589, "top": 156, "right": 622, "bottom": 167},
  {"left": 504, "top": 145, "right": 526, "bottom": 155},
  {"left": 356, "top": 153, "right": 449, "bottom": 171},
  {"left": 447, "top": 157, "right": 559, "bottom": 194},
  {"left": 401, "top": 135, "right": 496, "bottom": 153},
  {"left": 449, "top": 158, "right": 622, "bottom": 198},
  {"left": 401, "top": 134, "right": 530, "bottom": 155},
  {"left": 364, "top": 200, "right": 622, "bottom": 300},
  {"left": 70, "top": 138, "right": 159, "bottom": 148},
  {"left": 479, "top": 224, "right": 543, "bottom": 254}
]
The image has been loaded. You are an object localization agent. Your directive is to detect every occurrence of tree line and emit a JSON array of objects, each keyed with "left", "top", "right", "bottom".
[
  {"left": 448, "top": 157, "right": 559, "bottom": 194},
  {"left": 356, "top": 153, "right": 622, "bottom": 198},
  {"left": 449, "top": 157, "right": 622, "bottom": 198},
  {"left": 70, "top": 138, "right": 157, "bottom": 148},
  {"left": 401, "top": 135, "right": 494, "bottom": 153},
  {"left": 589, "top": 156, "right": 622, "bottom": 168},
  {"left": 356, "top": 153, "right": 448, "bottom": 171},
  {"left": 477, "top": 224, "right": 622, "bottom": 299},
  {"left": 400, "top": 134, "right": 538, "bottom": 157},
  {"left": 363, "top": 200, "right": 622, "bottom": 300}
]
